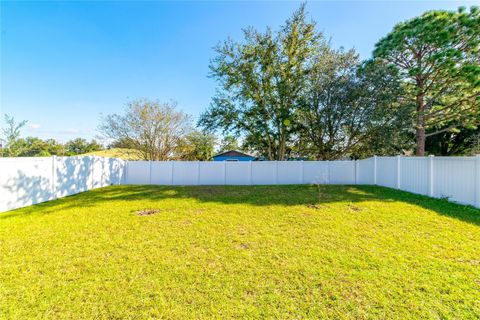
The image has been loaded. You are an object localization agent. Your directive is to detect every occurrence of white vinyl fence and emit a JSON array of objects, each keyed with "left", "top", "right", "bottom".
[
  {"left": 357, "top": 156, "right": 480, "bottom": 208},
  {"left": 1, "top": 155, "right": 479, "bottom": 212},
  {"left": 124, "top": 160, "right": 356, "bottom": 186},
  {"left": 0, "top": 156, "right": 125, "bottom": 212}
]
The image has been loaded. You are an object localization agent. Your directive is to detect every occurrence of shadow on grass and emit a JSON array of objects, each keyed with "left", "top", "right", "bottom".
[{"left": 1, "top": 184, "right": 479, "bottom": 227}]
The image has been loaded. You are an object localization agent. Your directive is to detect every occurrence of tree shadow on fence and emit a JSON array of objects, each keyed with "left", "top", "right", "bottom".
[
  {"left": 1, "top": 170, "right": 54, "bottom": 213},
  {"left": 1, "top": 183, "right": 479, "bottom": 227},
  {"left": 0, "top": 157, "right": 124, "bottom": 219},
  {"left": 55, "top": 157, "right": 93, "bottom": 197}
]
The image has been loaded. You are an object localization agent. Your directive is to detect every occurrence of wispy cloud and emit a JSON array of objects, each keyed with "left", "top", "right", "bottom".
[
  {"left": 57, "top": 129, "right": 83, "bottom": 135},
  {"left": 29, "top": 123, "right": 41, "bottom": 129}
]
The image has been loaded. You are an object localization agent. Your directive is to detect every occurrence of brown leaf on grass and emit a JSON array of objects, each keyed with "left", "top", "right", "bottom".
[
  {"left": 237, "top": 243, "right": 250, "bottom": 250},
  {"left": 237, "top": 227, "right": 248, "bottom": 235}
]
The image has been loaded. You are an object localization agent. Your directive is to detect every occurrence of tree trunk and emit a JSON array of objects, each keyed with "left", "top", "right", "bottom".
[
  {"left": 278, "top": 134, "right": 286, "bottom": 161},
  {"left": 416, "top": 126, "right": 426, "bottom": 156},
  {"left": 415, "top": 82, "right": 426, "bottom": 156}
]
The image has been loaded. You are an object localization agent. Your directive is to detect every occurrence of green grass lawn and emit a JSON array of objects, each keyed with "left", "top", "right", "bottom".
[{"left": 1, "top": 185, "right": 479, "bottom": 319}]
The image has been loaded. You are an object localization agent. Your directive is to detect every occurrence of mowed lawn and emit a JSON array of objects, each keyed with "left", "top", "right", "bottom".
[{"left": 1, "top": 185, "right": 479, "bottom": 319}]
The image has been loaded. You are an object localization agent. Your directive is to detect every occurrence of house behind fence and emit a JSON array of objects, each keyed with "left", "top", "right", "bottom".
[{"left": 0, "top": 155, "right": 479, "bottom": 212}]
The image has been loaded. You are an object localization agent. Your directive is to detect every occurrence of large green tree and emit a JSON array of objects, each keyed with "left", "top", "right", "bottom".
[
  {"left": 200, "top": 5, "right": 320, "bottom": 160},
  {"left": 217, "top": 135, "right": 240, "bottom": 153},
  {"left": 373, "top": 7, "right": 480, "bottom": 156},
  {"left": 65, "top": 138, "right": 102, "bottom": 156},
  {"left": 297, "top": 46, "right": 411, "bottom": 160}
]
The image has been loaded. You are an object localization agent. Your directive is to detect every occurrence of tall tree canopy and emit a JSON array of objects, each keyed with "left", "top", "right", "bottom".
[
  {"left": 200, "top": 5, "right": 319, "bottom": 160},
  {"left": 200, "top": 5, "right": 410, "bottom": 160},
  {"left": 297, "top": 47, "right": 411, "bottom": 160},
  {"left": 373, "top": 6, "right": 480, "bottom": 155}
]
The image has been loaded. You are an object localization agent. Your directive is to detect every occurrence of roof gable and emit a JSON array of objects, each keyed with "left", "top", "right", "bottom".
[{"left": 213, "top": 150, "right": 255, "bottom": 158}]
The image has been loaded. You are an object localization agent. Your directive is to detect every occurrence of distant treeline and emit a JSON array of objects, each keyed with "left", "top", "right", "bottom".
[{"left": 1, "top": 136, "right": 103, "bottom": 158}]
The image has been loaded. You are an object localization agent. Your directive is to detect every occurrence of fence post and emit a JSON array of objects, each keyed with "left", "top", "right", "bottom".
[
  {"left": 224, "top": 161, "right": 227, "bottom": 185},
  {"left": 102, "top": 157, "right": 106, "bottom": 187},
  {"left": 327, "top": 160, "right": 331, "bottom": 184},
  {"left": 373, "top": 156, "right": 377, "bottom": 185},
  {"left": 149, "top": 161, "right": 152, "bottom": 185},
  {"left": 354, "top": 160, "right": 358, "bottom": 185},
  {"left": 91, "top": 156, "right": 95, "bottom": 189},
  {"left": 51, "top": 155, "right": 57, "bottom": 200},
  {"left": 396, "top": 155, "right": 401, "bottom": 190},
  {"left": 124, "top": 161, "right": 128, "bottom": 185},
  {"left": 475, "top": 155, "right": 480, "bottom": 208},
  {"left": 275, "top": 161, "right": 278, "bottom": 184},
  {"left": 118, "top": 159, "right": 123, "bottom": 185},
  {"left": 428, "top": 155, "right": 435, "bottom": 197},
  {"left": 98, "top": 157, "right": 102, "bottom": 187},
  {"left": 249, "top": 161, "right": 253, "bottom": 185},
  {"left": 196, "top": 161, "right": 200, "bottom": 185},
  {"left": 301, "top": 160, "right": 305, "bottom": 184}
]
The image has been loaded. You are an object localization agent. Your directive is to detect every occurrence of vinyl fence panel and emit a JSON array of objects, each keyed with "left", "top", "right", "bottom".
[
  {"left": 151, "top": 162, "right": 173, "bottom": 185},
  {"left": 251, "top": 161, "right": 277, "bottom": 185},
  {"left": 172, "top": 162, "right": 199, "bottom": 185},
  {"left": 302, "top": 161, "right": 329, "bottom": 184},
  {"left": 55, "top": 156, "right": 92, "bottom": 198},
  {"left": 91, "top": 156, "right": 104, "bottom": 189},
  {"left": 358, "top": 158, "right": 374, "bottom": 185},
  {"left": 199, "top": 162, "right": 225, "bottom": 185},
  {"left": 399, "top": 157, "right": 429, "bottom": 196},
  {"left": 329, "top": 161, "right": 355, "bottom": 184},
  {"left": 126, "top": 161, "right": 150, "bottom": 185},
  {"left": 0, "top": 157, "right": 54, "bottom": 212},
  {"left": 277, "top": 161, "right": 303, "bottom": 185},
  {"left": 106, "top": 157, "right": 125, "bottom": 185},
  {"left": 225, "top": 162, "right": 251, "bottom": 185},
  {"left": 433, "top": 157, "right": 477, "bottom": 206},
  {"left": 376, "top": 157, "right": 397, "bottom": 189}
]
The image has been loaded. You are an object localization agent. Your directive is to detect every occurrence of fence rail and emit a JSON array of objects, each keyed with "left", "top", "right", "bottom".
[{"left": 1, "top": 155, "right": 479, "bottom": 212}]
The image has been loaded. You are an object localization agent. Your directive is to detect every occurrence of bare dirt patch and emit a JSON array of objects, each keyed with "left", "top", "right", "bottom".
[
  {"left": 348, "top": 205, "right": 362, "bottom": 212},
  {"left": 136, "top": 209, "right": 160, "bottom": 216}
]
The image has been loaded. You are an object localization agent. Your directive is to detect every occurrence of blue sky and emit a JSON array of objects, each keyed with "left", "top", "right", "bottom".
[{"left": 1, "top": 1, "right": 477, "bottom": 142}]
